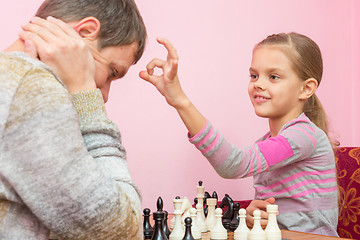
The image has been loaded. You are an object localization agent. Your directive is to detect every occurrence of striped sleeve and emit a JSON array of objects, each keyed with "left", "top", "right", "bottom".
[{"left": 188, "top": 115, "right": 327, "bottom": 178}]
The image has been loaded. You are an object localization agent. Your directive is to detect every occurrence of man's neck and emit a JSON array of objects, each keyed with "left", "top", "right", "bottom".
[{"left": 4, "top": 39, "right": 25, "bottom": 52}]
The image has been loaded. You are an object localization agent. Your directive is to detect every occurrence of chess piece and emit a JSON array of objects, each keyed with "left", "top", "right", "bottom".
[
  {"left": 203, "top": 191, "right": 211, "bottom": 217},
  {"left": 195, "top": 181, "right": 206, "bottom": 226},
  {"left": 152, "top": 197, "right": 168, "bottom": 240},
  {"left": 152, "top": 211, "right": 168, "bottom": 240},
  {"left": 143, "top": 208, "right": 154, "bottom": 239},
  {"left": 219, "top": 194, "right": 234, "bottom": 230},
  {"left": 169, "top": 198, "right": 185, "bottom": 240},
  {"left": 182, "top": 217, "right": 195, "bottom": 240},
  {"left": 234, "top": 208, "right": 250, "bottom": 240},
  {"left": 180, "top": 197, "right": 192, "bottom": 225},
  {"left": 189, "top": 208, "right": 202, "bottom": 239},
  {"left": 229, "top": 202, "right": 240, "bottom": 232},
  {"left": 163, "top": 211, "right": 171, "bottom": 238},
  {"left": 205, "top": 198, "right": 217, "bottom": 231},
  {"left": 265, "top": 204, "right": 281, "bottom": 240},
  {"left": 195, "top": 202, "right": 207, "bottom": 233},
  {"left": 212, "top": 191, "right": 218, "bottom": 207},
  {"left": 170, "top": 196, "right": 181, "bottom": 229},
  {"left": 209, "top": 208, "right": 227, "bottom": 240},
  {"left": 248, "top": 210, "right": 266, "bottom": 240}
]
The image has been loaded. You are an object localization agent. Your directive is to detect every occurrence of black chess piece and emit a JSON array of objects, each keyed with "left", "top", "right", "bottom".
[
  {"left": 151, "top": 211, "right": 168, "bottom": 240},
  {"left": 182, "top": 217, "right": 195, "bottom": 240},
  {"left": 203, "top": 191, "right": 211, "bottom": 217},
  {"left": 163, "top": 211, "right": 171, "bottom": 238},
  {"left": 143, "top": 208, "right": 154, "bottom": 239},
  {"left": 212, "top": 191, "right": 218, "bottom": 207},
  {"left": 151, "top": 197, "right": 168, "bottom": 240},
  {"left": 219, "top": 194, "right": 234, "bottom": 230},
  {"left": 229, "top": 202, "right": 240, "bottom": 232}
]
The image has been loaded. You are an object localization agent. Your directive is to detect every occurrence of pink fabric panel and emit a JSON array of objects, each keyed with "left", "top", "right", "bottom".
[
  {"left": 256, "top": 168, "right": 336, "bottom": 191},
  {"left": 257, "top": 177, "right": 337, "bottom": 198},
  {"left": 256, "top": 135, "right": 294, "bottom": 167}
]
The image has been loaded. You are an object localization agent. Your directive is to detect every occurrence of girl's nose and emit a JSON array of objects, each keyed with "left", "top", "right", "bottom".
[{"left": 253, "top": 76, "right": 266, "bottom": 90}]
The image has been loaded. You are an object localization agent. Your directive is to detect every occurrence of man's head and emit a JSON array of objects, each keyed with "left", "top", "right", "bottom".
[{"left": 36, "top": 0, "right": 147, "bottom": 102}]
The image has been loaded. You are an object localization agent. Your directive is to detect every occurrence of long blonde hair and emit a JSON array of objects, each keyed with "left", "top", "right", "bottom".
[{"left": 255, "top": 33, "right": 337, "bottom": 146}]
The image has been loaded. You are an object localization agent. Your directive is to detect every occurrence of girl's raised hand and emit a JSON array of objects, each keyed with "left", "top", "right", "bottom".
[
  {"left": 19, "top": 16, "right": 96, "bottom": 94},
  {"left": 139, "top": 38, "right": 188, "bottom": 109}
]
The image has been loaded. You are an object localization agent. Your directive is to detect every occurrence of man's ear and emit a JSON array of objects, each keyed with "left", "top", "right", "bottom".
[
  {"left": 299, "top": 78, "right": 318, "bottom": 100},
  {"left": 73, "top": 17, "right": 100, "bottom": 40}
]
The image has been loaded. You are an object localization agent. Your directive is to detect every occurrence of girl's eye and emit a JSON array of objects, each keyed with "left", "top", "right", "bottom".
[
  {"left": 270, "top": 74, "right": 280, "bottom": 80},
  {"left": 250, "top": 74, "right": 258, "bottom": 81}
]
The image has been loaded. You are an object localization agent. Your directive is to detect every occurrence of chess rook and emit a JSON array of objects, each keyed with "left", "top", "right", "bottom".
[
  {"left": 205, "top": 198, "right": 217, "bottom": 231},
  {"left": 265, "top": 204, "right": 281, "bottom": 240}
]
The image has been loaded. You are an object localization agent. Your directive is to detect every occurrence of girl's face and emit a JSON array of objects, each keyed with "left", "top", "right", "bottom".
[{"left": 248, "top": 46, "right": 305, "bottom": 123}]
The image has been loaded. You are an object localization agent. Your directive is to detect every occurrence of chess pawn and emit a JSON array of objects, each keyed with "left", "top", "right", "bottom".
[
  {"left": 248, "top": 210, "right": 266, "bottom": 240},
  {"left": 143, "top": 208, "right": 154, "bottom": 239},
  {"left": 209, "top": 208, "right": 227, "bottom": 240},
  {"left": 205, "top": 198, "right": 217, "bottom": 231},
  {"left": 169, "top": 198, "right": 185, "bottom": 240},
  {"left": 182, "top": 217, "right": 195, "bottom": 240},
  {"left": 195, "top": 202, "right": 207, "bottom": 233},
  {"left": 234, "top": 208, "right": 250, "bottom": 240},
  {"left": 189, "top": 208, "right": 201, "bottom": 240},
  {"left": 265, "top": 204, "right": 281, "bottom": 240},
  {"left": 151, "top": 211, "right": 168, "bottom": 240}
]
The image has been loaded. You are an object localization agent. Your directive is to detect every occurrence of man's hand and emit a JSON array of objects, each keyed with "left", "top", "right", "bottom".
[
  {"left": 245, "top": 197, "right": 276, "bottom": 228},
  {"left": 19, "top": 16, "right": 96, "bottom": 94}
]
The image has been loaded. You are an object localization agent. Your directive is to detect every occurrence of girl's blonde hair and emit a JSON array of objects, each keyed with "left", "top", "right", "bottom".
[{"left": 255, "top": 32, "right": 337, "bottom": 146}]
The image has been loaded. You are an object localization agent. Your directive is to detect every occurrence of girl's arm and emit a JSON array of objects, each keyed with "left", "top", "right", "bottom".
[{"left": 139, "top": 38, "right": 206, "bottom": 137}]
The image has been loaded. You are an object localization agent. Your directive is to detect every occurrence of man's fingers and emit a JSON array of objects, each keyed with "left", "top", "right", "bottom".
[{"left": 46, "top": 16, "right": 82, "bottom": 39}]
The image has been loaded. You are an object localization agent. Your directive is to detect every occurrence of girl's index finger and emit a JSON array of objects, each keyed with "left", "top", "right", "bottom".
[{"left": 157, "top": 37, "right": 179, "bottom": 61}]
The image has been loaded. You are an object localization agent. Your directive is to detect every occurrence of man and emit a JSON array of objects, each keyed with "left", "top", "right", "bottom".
[{"left": 0, "top": 0, "right": 146, "bottom": 239}]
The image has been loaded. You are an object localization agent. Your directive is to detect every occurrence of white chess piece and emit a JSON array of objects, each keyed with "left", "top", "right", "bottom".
[
  {"left": 190, "top": 208, "right": 202, "bottom": 239},
  {"left": 169, "top": 198, "right": 185, "bottom": 240},
  {"left": 234, "top": 208, "right": 250, "bottom": 240},
  {"left": 195, "top": 202, "right": 207, "bottom": 232},
  {"left": 248, "top": 209, "right": 266, "bottom": 240},
  {"left": 209, "top": 208, "right": 228, "bottom": 240},
  {"left": 196, "top": 183, "right": 206, "bottom": 224},
  {"left": 265, "top": 204, "right": 281, "bottom": 240},
  {"left": 181, "top": 197, "right": 192, "bottom": 225},
  {"left": 205, "top": 198, "right": 217, "bottom": 231}
]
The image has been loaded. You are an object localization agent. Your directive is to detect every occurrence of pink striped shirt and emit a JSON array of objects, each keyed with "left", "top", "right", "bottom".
[{"left": 189, "top": 113, "right": 338, "bottom": 236}]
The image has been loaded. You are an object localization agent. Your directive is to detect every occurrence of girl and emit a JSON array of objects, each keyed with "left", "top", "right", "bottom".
[{"left": 139, "top": 33, "right": 338, "bottom": 236}]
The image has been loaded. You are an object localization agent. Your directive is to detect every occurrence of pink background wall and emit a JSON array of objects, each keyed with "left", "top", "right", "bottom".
[{"left": 1, "top": 0, "right": 359, "bottom": 211}]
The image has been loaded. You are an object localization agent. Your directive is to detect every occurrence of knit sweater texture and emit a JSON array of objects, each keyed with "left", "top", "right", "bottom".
[
  {"left": 189, "top": 113, "right": 338, "bottom": 236},
  {"left": 0, "top": 52, "right": 143, "bottom": 240}
]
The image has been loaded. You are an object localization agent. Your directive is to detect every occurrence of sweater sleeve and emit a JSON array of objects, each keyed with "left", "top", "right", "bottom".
[
  {"left": 188, "top": 119, "right": 323, "bottom": 179},
  {"left": 3, "top": 66, "right": 142, "bottom": 239}
]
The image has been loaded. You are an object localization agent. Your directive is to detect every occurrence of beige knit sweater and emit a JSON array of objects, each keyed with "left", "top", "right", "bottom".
[{"left": 0, "top": 52, "right": 143, "bottom": 240}]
